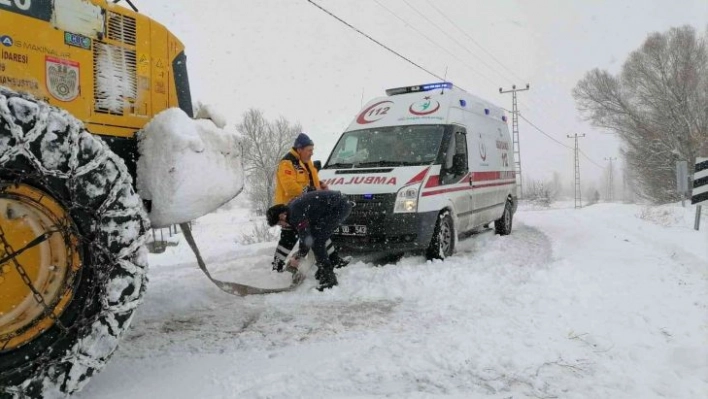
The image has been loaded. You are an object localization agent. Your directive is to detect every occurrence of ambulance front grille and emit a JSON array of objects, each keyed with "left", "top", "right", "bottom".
[{"left": 346, "top": 193, "right": 396, "bottom": 216}]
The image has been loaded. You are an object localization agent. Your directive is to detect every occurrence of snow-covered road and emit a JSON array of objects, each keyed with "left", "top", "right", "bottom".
[{"left": 77, "top": 203, "right": 708, "bottom": 399}]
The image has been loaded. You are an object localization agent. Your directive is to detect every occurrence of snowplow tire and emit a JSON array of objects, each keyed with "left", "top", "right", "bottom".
[
  {"left": 494, "top": 199, "right": 513, "bottom": 236},
  {"left": 426, "top": 210, "right": 454, "bottom": 260},
  {"left": 0, "top": 88, "right": 150, "bottom": 398}
]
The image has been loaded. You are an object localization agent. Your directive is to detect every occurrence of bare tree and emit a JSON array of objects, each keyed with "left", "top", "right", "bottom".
[
  {"left": 573, "top": 25, "right": 708, "bottom": 203},
  {"left": 525, "top": 176, "right": 559, "bottom": 207},
  {"left": 237, "top": 109, "right": 301, "bottom": 214}
]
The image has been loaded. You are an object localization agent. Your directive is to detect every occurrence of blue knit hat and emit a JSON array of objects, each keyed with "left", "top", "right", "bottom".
[{"left": 293, "top": 133, "right": 314, "bottom": 149}]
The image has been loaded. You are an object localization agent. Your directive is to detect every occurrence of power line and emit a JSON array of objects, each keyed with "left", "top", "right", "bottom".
[
  {"left": 421, "top": 0, "right": 564, "bottom": 117},
  {"left": 424, "top": 0, "right": 527, "bottom": 84},
  {"left": 518, "top": 114, "right": 572, "bottom": 150},
  {"left": 305, "top": 0, "right": 444, "bottom": 80},
  {"left": 371, "top": 0, "right": 499, "bottom": 90},
  {"left": 518, "top": 114, "right": 605, "bottom": 168},
  {"left": 414, "top": 2, "right": 591, "bottom": 138},
  {"left": 307, "top": 0, "right": 607, "bottom": 175},
  {"left": 579, "top": 150, "right": 604, "bottom": 169},
  {"left": 309, "top": 0, "right": 584, "bottom": 155},
  {"left": 399, "top": 0, "right": 509, "bottom": 85}
]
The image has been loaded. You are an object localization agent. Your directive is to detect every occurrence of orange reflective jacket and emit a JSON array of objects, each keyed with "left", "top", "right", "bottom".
[{"left": 274, "top": 148, "right": 321, "bottom": 205}]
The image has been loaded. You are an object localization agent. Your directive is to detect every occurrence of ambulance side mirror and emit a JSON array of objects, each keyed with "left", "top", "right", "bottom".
[{"left": 313, "top": 160, "right": 322, "bottom": 171}]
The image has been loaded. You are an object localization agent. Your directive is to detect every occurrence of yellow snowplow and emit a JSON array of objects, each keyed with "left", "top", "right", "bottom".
[{"left": 0, "top": 1, "right": 243, "bottom": 396}]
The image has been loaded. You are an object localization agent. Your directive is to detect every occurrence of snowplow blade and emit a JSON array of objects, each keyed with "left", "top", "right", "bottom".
[{"left": 136, "top": 108, "right": 244, "bottom": 228}]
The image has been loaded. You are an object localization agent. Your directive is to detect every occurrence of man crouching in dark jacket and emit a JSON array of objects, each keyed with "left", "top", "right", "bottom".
[{"left": 266, "top": 190, "right": 353, "bottom": 290}]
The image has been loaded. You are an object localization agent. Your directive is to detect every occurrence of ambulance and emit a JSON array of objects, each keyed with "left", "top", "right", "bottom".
[{"left": 318, "top": 82, "right": 517, "bottom": 259}]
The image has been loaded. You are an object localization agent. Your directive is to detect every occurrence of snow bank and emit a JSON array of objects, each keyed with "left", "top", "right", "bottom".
[
  {"left": 136, "top": 108, "right": 244, "bottom": 228},
  {"left": 637, "top": 203, "right": 706, "bottom": 227}
]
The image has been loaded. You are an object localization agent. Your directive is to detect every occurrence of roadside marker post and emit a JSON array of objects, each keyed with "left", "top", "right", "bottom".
[{"left": 691, "top": 157, "right": 707, "bottom": 230}]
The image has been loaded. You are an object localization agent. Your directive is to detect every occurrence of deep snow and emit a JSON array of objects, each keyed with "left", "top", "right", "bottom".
[{"left": 76, "top": 201, "right": 708, "bottom": 399}]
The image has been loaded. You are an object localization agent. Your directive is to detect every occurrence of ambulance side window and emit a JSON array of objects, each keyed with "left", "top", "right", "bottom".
[{"left": 441, "top": 130, "right": 468, "bottom": 185}]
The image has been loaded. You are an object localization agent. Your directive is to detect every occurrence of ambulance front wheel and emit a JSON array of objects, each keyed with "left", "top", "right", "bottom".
[{"left": 426, "top": 210, "right": 455, "bottom": 260}]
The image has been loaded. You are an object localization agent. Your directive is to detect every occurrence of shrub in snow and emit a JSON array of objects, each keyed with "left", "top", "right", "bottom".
[
  {"left": 239, "top": 220, "right": 279, "bottom": 245},
  {"left": 525, "top": 179, "right": 558, "bottom": 207}
]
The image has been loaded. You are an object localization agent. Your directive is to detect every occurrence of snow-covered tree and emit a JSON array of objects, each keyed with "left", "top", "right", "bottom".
[
  {"left": 525, "top": 176, "right": 560, "bottom": 207},
  {"left": 573, "top": 25, "right": 708, "bottom": 203},
  {"left": 237, "top": 109, "right": 301, "bottom": 214}
]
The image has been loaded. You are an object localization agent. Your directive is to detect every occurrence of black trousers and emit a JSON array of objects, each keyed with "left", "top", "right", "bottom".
[{"left": 309, "top": 201, "right": 353, "bottom": 266}]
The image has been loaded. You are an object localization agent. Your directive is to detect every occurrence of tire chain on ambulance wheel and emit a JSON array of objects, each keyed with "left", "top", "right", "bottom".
[{"left": 0, "top": 87, "right": 150, "bottom": 398}]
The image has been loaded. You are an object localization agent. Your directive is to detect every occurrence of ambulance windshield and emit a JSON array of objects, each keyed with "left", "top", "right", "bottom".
[{"left": 326, "top": 125, "right": 445, "bottom": 168}]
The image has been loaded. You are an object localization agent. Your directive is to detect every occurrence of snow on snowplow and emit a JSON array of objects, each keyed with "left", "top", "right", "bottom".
[{"left": 136, "top": 108, "right": 245, "bottom": 228}]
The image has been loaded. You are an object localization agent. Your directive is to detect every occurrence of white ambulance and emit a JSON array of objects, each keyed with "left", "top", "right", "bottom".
[{"left": 319, "top": 82, "right": 517, "bottom": 259}]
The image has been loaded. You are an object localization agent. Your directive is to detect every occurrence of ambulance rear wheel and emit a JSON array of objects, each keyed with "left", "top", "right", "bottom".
[
  {"left": 426, "top": 211, "right": 454, "bottom": 260},
  {"left": 495, "top": 200, "right": 513, "bottom": 235},
  {"left": 0, "top": 87, "right": 150, "bottom": 398}
]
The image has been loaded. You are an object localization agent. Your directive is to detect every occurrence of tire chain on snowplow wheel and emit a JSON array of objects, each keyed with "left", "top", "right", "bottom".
[
  {"left": 0, "top": 87, "right": 150, "bottom": 398},
  {"left": 0, "top": 221, "right": 72, "bottom": 340}
]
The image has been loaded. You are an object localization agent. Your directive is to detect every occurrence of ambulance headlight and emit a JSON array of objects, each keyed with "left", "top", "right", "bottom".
[{"left": 394, "top": 185, "right": 419, "bottom": 213}]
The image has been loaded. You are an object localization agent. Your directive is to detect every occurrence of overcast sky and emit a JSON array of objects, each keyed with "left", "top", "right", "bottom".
[{"left": 136, "top": 0, "right": 707, "bottom": 186}]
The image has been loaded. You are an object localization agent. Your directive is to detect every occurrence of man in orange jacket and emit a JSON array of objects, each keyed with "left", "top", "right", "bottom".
[{"left": 271, "top": 133, "right": 350, "bottom": 272}]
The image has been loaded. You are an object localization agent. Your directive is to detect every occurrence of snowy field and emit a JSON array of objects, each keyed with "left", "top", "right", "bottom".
[{"left": 76, "top": 201, "right": 708, "bottom": 399}]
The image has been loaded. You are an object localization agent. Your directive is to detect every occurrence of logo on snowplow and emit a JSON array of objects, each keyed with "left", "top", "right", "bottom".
[
  {"left": 323, "top": 176, "right": 397, "bottom": 186},
  {"left": 64, "top": 32, "right": 91, "bottom": 50},
  {"left": 46, "top": 56, "right": 79, "bottom": 102},
  {"left": 0, "top": 35, "right": 13, "bottom": 47}
]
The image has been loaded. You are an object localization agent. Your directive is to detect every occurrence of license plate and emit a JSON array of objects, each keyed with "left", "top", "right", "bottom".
[{"left": 335, "top": 224, "right": 367, "bottom": 236}]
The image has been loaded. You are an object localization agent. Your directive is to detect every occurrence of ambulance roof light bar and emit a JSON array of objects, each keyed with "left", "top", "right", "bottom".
[{"left": 386, "top": 82, "right": 454, "bottom": 96}]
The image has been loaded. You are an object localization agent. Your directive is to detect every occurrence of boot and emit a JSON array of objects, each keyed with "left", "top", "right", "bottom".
[
  {"left": 329, "top": 253, "right": 351, "bottom": 269},
  {"left": 315, "top": 263, "right": 338, "bottom": 291},
  {"left": 272, "top": 258, "right": 285, "bottom": 273}
]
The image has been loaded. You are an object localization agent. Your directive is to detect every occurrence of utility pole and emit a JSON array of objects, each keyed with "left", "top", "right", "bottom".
[
  {"left": 567, "top": 133, "right": 586, "bottom": 208},
  {"left": 499, "top": 83, "right": 530, "bottom": 199},
  {"left": 604, "top": 157, "right": 617, "bottom": 202}
]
